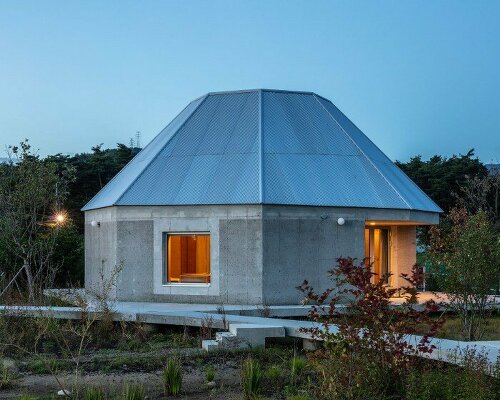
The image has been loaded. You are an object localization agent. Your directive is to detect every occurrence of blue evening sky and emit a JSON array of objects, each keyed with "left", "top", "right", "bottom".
[{"left": 0, "top": 0, "right": 498, "bottom": 162}]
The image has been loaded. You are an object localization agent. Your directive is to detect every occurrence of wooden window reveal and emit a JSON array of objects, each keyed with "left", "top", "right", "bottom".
[{"left": 166, "top": 234, "right": 210, "bottom": 283}]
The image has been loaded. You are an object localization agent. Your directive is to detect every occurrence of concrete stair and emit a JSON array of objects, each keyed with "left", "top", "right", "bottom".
[{"left": 201, "top": 323, "right": 285, "bottom": 351}]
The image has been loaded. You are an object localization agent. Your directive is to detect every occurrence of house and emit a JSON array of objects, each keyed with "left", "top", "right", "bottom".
[{"left": 82, "top": 89, "right": 441, "bottom": 305}]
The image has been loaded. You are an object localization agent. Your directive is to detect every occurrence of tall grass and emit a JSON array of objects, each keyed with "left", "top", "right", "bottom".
[
  {"left": 242, "top": 358, "right": 263, "bottom": 399},
  {"left": 163, "top": 358, "right": 182, "bottom": 395},
  {"left": 122, "top": 382, "right": 145, "bottom": 400},
  {"left": 84, "top": 386, "right": 106, "bottom": 400}
]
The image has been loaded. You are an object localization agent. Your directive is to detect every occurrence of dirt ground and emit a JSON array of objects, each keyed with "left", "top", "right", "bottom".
[{"left": 0, "top": 367, "right": 247, "bottom": 399}]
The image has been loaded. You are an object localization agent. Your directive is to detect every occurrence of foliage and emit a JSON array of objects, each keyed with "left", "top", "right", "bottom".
[
  {"left": 406, "top": 350, "right": 499, "bottom": 400},
  {"left": 395, "top": 149, "right": 487, "bottom": 214},
  {"left": 290, "top": 356, "right": 307, "bottom": 378},
  {"left": 430, "top": 209, "right": 500, "bottom": 340},
  {"left": 121, "top": 382, "right": 145, "bottom": 400},
  {"left": 264, "top": 364, "right": 282, "bottom": 380},
  {"left": 0, "top": 363, "right": 15, "bottom": 389},
  {"left": 205, "top": 364, "right": 216, "bottom": 383},
  {"left": 0, "top": 140, "right": 75, "bottom": 300},
  {"left": 84, "top": 386, "right": 106, "bottom": 400},
  {"left": 242, "top": 358, "right": 264, "bottom": 399},
  {"left": 298, "top": 257, "right": 442, "bottom": 399},
  {"left": 454, "top": 172, "right": 500, "bottom": 225},
  {"left": 163, "top": 358, "right": 182, "bottom": 395}
]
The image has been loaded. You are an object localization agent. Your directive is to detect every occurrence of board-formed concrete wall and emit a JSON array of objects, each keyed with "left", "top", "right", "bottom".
[{"left": 85, "top": 205, "right": 436, "bottom": 305}]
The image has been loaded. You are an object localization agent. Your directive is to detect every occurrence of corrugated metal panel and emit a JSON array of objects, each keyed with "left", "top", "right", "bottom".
[
  {"left": 113, "top": 91, "right": 260, "bottom": 206},
  {"left": 315, "top": 96, "right": 443, "bottom": 212},
  {"left": 82, "top": 89, "right": 441, "bottom": 213},
  {"left": 82, "top": 95, "right": 206, "bottom": 211}
]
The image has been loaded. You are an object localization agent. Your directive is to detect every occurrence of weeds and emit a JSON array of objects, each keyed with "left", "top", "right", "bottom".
[
  {"left": 0, "top": 364, "right": 14, "bottom": 389},
  {"left": 291, "top": 356, "right": 307, "bottom": 377},
  {"left": 84, "top": 386, "right": 106, "bottom": 400},
  {"left": 163, "top": 358, "right": 182, "bottom": 396},
  {"left": 122, "top": 382, "right": 145, "bottom": 400},
  {"left": 205, "top": 365, "right": 216, "bottom": 383},
  {"left": 242, "top": 358, "right": 264, "bottom": 399},
  {"left": 264, "top": 364, "right": 282, "bottom": 380}
]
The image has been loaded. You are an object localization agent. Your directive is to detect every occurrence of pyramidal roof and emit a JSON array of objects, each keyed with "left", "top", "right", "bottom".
[{"left": 83, "top": 89, "right": 441, "bottom": 213}]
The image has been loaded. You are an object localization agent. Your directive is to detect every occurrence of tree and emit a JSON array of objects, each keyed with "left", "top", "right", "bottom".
[
  {"left": 429, "top": 209, "right": 500, "bottom": 340},
  {"left": 0, "top": 140, "right": 75, "bottom": 301},
  {"left": 395, "top": 149, "right": 487, "bottom": 213},
  {"left": 454, "top": 172, "right": 500, "bottom": 226},
  {"left": 298, "top": 258, "right": 441, "bottom": 398}
]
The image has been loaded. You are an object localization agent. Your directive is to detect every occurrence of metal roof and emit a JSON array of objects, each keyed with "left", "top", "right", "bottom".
[{"left": 82, "top": 89, "right": 442, "bottom": 213}]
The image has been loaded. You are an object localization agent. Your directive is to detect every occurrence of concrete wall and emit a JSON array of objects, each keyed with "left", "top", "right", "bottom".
[
  {"left": 84, "top": 208, "right": 118, "bottom": 298},
  {"left": 85, "top": 205, "right": 433, "bottom": 305},
  {"left": 390, "top": 226, "right": 417, "bottom": 288},
  {"left": 262, "top": 207, "right": 365, "bottom": 304},
  {"left": 85, "top": 205, "right": 263, "bottom": 304}
]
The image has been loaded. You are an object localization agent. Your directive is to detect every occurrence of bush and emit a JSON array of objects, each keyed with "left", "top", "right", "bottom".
[
  {"left": 242, "top": 358, "right": 264, "bottom": 399},
  {"left": 163, "top": 358, "right": 182, "bottom": 395},
  {"left": 298, "top": 257, "right": 443, "bottom": 399},
  {"left": 205, "top": 365, "right": 216, "bottom": 383}
]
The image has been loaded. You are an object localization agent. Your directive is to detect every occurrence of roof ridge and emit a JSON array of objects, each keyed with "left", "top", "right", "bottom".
[
  {"left": 206, "top": 88, "right": 320, "bottom": 97},
  {"left": 312, "top": 94, "right": 413, "bottom": 210},
  {"left": 258, "top": 89, "right": 264, "bottom": 203}
]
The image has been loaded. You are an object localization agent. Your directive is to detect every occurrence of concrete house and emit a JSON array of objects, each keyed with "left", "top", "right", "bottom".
[{"left": 83, "top": 89, "right": 441, "bottom": 305}]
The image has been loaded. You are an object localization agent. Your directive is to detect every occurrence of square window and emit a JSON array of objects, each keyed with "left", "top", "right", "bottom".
[{"left": 165, "top": 234, "right": 210, "bottom": 284}]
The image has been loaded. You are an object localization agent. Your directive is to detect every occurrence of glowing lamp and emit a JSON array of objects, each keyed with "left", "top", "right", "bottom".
[{"left": 55, "top": 214, "right": 65, "bottom": 223}]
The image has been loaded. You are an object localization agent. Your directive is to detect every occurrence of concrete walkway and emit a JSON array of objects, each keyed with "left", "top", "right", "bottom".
[{"left": 1, "top": 299, "right": 499, "bottom": 364}]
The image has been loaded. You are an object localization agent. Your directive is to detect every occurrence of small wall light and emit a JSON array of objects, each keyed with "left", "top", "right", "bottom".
[
  {"left": 337, "top": 217, "right": 345, "bottom": 226},
  {"left": 90, "top": 220, "right": 101, "bottom": 227}
]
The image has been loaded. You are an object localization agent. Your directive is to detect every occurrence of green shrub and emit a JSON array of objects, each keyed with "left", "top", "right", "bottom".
[
  {"left": 163, "top": 358, "right": 182, "bottom": 395},
  {"left": 242, "top": 358, "right": 264, "bottom": 399},
  {"left": 84, "top": 387, "right": 106, "bottom": 400},
  {"left": 264, "top": 364, "right": 282, "bottom": 380},
  {"left": 205, "top": 365, "right": 216, "bottom": 383},
  {"left": 121, "top": 382, "right": 144, "bottom": 400}
]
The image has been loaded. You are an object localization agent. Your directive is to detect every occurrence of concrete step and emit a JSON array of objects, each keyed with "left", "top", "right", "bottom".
[
  {"left": 215, "top": 331, "right": 237, "bottom": 343},
  {"left": 229, "top": 323, "right": 285, "bottom": 348},
  {"left": 201, "top": 339, "right": 219, "bottom": 352}
]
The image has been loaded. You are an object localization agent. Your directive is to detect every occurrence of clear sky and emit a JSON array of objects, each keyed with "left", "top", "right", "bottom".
[{"left": 0, "top": 0, "right": 499, "bottom": 162}]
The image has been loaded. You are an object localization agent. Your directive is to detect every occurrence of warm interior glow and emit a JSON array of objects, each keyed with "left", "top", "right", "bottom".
[
  {"left": 365, "top": 227, "right": 390, "bottom": 284},
  {"left": 166, "top": 234, "right": 210, "bottom": 283}
]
